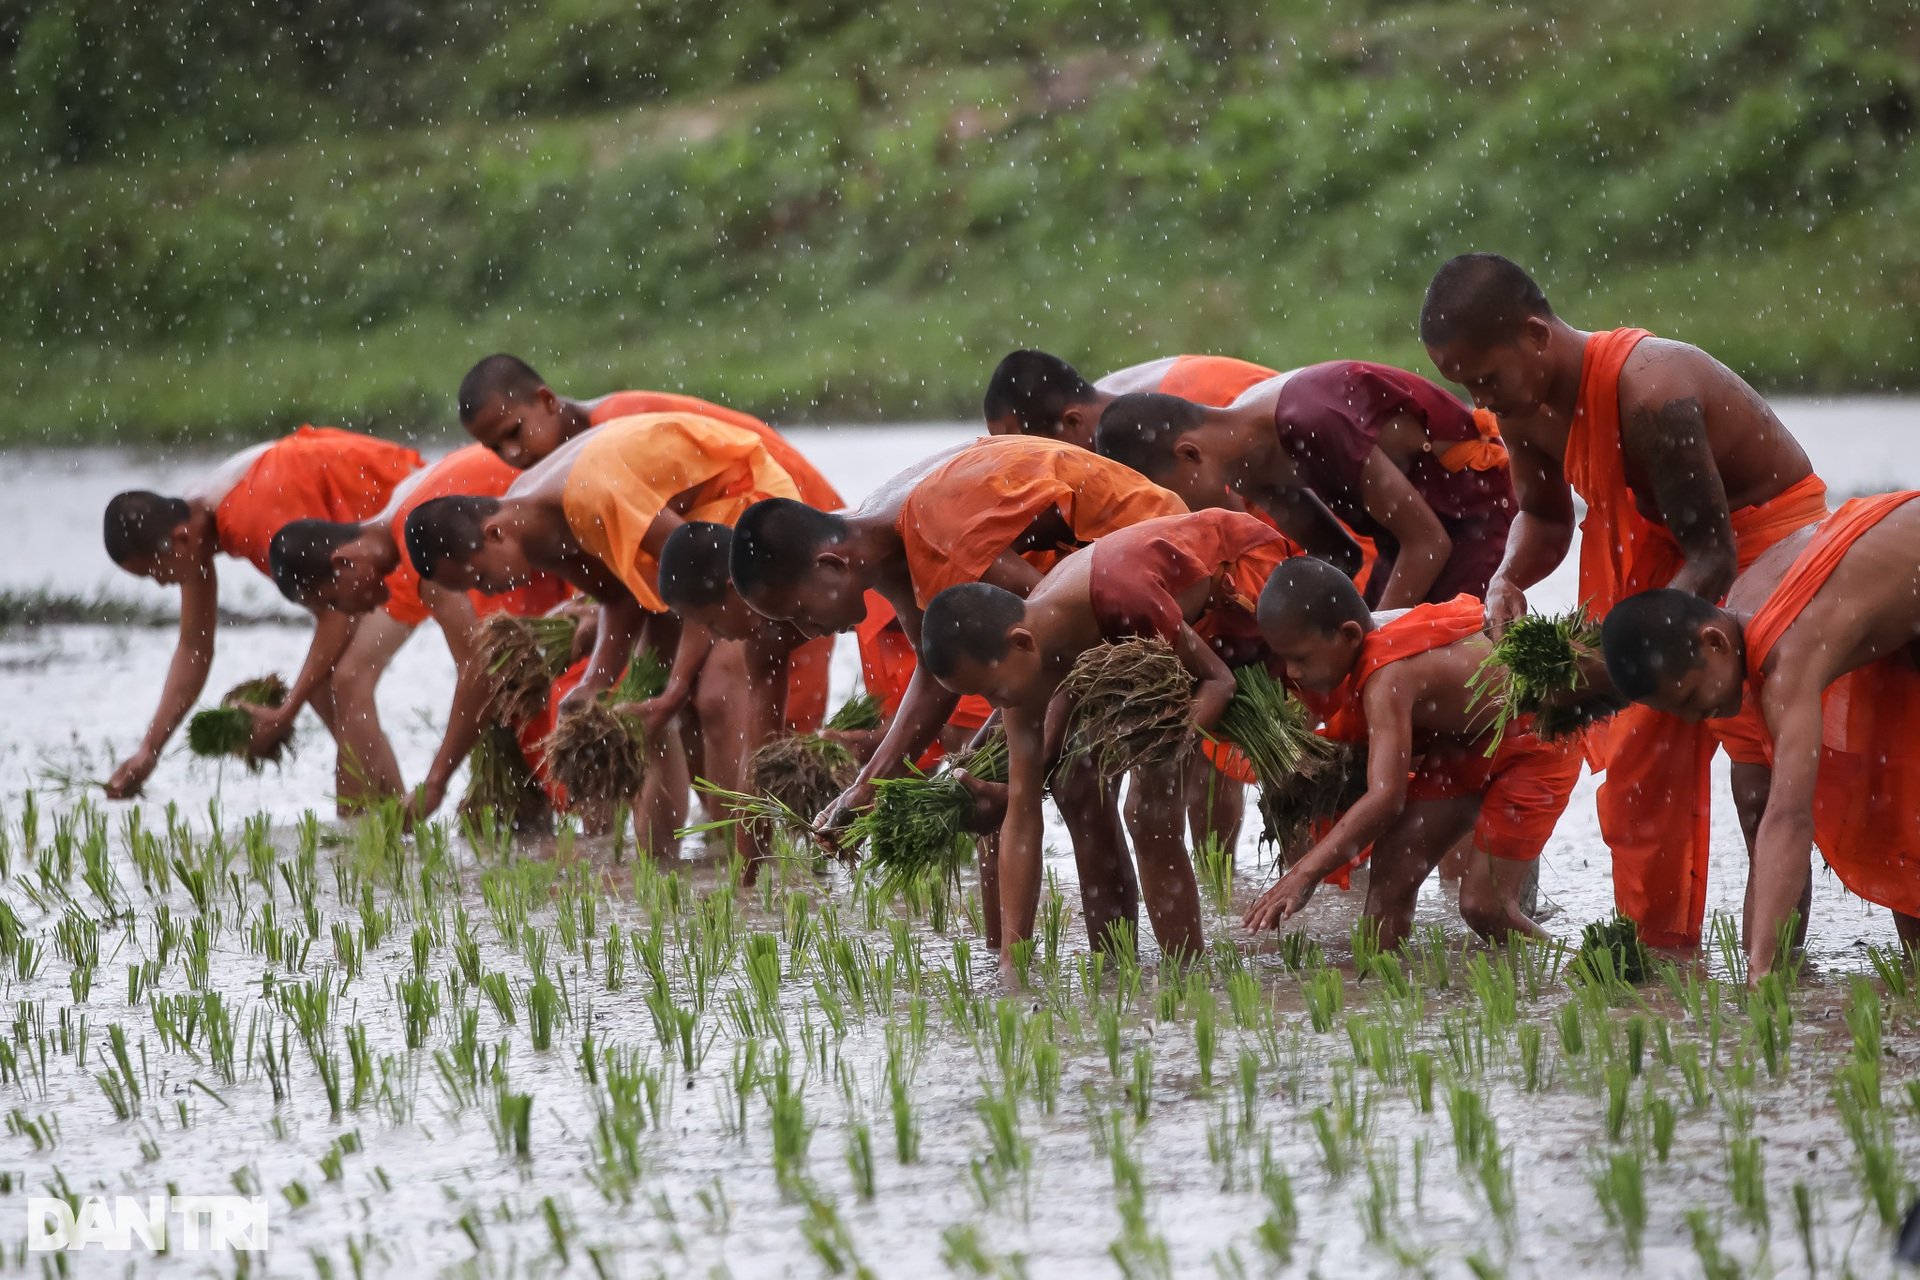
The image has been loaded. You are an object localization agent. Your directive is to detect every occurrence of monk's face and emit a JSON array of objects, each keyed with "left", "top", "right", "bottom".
[
  {"left": 431, "top": 519, "right": 536, "bottom": 596},
  {"left": 935, "top": 634, "right": 1042, "bottom": 708},
  {"left": 1261, "top": 619, "right": 1364, "bottom": 697},
  {"left": 121, "top": 524, "right": 207, "bottom": 587},
  {"left": 1426, "top": 324, "right": 1553, "bottom": 421},
  {"left": 1638, "top": 627, "right": 1745, "bottom": 722},
  {"left": 310, "top": 535, "right": 394, "bottom": 614},
  {"left": 746, "top": 555, "right": 868, "bottom": 637},
  {"left": 466, "top": 389, "right": 568, "bottom": 470}
]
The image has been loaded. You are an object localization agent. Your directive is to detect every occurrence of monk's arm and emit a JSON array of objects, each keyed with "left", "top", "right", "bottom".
[
  {"left": 412, "top": 586, "right": 489, "bottom": 819},
  {"left": 743, "top": 636, "right": 792, "bottom": 759},
  {"left": 994, "top": 703, "right": 1050, "bottom": 968},
  {"left": 1355, "top": 450, "right": 1451, "bottom": 610},
  {"left": 1746, "top": 676, "right": 1823, "bottom": 979},
  {"left": 1243, "top": 677, "right": 1412, "bottom": 930},
  {"left": 1619, "top": 389, "right": 1737, "bottom": 601},
  {"left": 1169, "top": 621, "right": 1237, "bottom": 732},
  {"left": 1256, "top": 489, "right": 1363, "bottom": 579},
  {"left": 566, "top": 588, "right": 648, "bottom": 707},
  {"left": 251, "top": 610, "right": 357, "bottom": 749},
  {"left": 1486, "top": 435, "right": 1576, "bottom": 629},
  {"left": 107, "top": 564, "right": 221, "bottom": 797},
  {"left": 631, "top": 621, "right": 715, "bottom": 738}
]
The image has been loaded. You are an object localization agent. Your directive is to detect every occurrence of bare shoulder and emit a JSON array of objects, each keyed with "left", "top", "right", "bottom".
[
  {"left": 1618, "top": 337, "right": 1776, "bottom": 423},
  {"left": 1767, "top": 501, "right": 1920, "bottom": 682}
]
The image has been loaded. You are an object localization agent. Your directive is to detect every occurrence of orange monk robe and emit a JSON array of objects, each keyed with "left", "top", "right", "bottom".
[
  {"left": 898, "top": 436, "right": 1188, "bottom": 606},
  {"left": 589, "top": 393, "right": 837, "bottom": 731},
  {"left": 853, "top": 596, "right": 995, "bottom": 738},
  {"left": 1714, "top": 494, "right": 1920, "bottom": 918},
  {"left": 1087, "top": 509, "right": 1301, "bottom": 785},
  {"left": 214, "top": 426, "right": 423, "bottom": 576},
  {"left": 383, "top": 445, "right": 572, "bottom": 627},
  {"left": 561, "top": 414, "right": 801, "bottom": 614},
  {"left": 1567, "top": 328, "right": 1831, "bottom": 947},
  {"left": 1303, "top": 597, "right": 1579, "bottom": 882}
]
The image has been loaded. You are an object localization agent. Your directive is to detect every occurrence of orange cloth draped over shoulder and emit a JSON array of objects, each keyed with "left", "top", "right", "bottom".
[
  {"left": 589, "top": 393, "right": 836, "bottom": 730},
  {"left": 214, "top": 426, "right": 423, "bottom": 576},
  {"left": 1088, "top": 509, "right": 1299, "bottom": 785},
  {"left": 1155, "top": 355, "right": 1278, "bottom": 406},
  {"left": 898, "top": 436, "right": 1188, "bottom": 607},
  {"left": 1307, "top": 596, "right": 1577, "bottom": 874},
  {"left": 1566, "top": 327, "right": 1831, "bottom": 947},
  {"left": 561, "top": 413, "right": 801, "bottom": 614},
  {"left": 384, "top": 445, "right": 573, "bottom": 627},
  {"left": 1729, "top": 493, "right": 1920, "bottom": 918}
]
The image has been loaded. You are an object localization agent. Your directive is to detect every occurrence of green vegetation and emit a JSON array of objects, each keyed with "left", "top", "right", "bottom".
[{"left": 1, "top": 0, "right": 1913, "bottom": 444}]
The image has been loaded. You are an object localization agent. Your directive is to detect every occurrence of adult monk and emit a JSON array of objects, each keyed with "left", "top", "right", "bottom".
[
  {"left": 265, "top": 443, "right": 574, "bottom": 820},
  {"left": 101, "top": 427, "right": 423, "bottom": 802},
  {"left": 403, "top": 412, "right": 801, "bottom": 852},
  {"left": 731, "top": 435, "right": 1186, "bottom": 944},
  {"left": 918, "top": 510, "right": 1300, "bottom": 964},
  {"left": 983, "top": 349, "right": 1281, "bottom": 450},
  {"left": 1095, "top": 361, "right": 1512, "bottom": 608},
  {"left": 1419, "top": 252, "right": 1828, "bottom": 947},
  {"left": 1244, "top": 559, "right": 1580, "bottom": 949},
  {"left": 1599, "top": 494, "right": 1920, "bottom": 978}
]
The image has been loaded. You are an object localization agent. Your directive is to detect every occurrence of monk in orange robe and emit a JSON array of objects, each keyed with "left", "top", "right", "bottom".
[
  {"left": 983, "top": 350, "right": 1279, "bottom": 449},
  {"left": 1420, "top": 253, "right": 1829, "bottom": 948},
  {"left": 265, "top": 443, "right": 574, "bottom": 820},
  {"left": 101, "top": 427, "right": 423, "bottom": 802},
  {"left": 919, "top": 510, "right": 1299, "bottom": 965},
  {"left": 455, "top": 353, "right": 837, "bottom": 775},
  {"left": 1600, "top": 494, "right": 1920, "bottom": 978},
  {"left": 403, "top": 412, "right": 801, "bottom": 853},
  {"left": 1243, "top": 558, "right": 1579, "bottom": 949}
]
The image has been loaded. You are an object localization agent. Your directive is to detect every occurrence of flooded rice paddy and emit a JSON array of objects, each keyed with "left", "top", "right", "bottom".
[{"left": 1, "top": 406, "right": 1918, "bottom": 1277}]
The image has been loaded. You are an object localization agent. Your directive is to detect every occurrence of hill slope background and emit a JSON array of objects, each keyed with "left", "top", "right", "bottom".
[{"left": 1, "top": 0, "right": 1914, "bottom": 443}]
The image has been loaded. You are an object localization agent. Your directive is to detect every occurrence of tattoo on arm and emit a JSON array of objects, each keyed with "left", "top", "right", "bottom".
[{"left": 1625, "top": 396, "right": 1735, "bottom": 592}]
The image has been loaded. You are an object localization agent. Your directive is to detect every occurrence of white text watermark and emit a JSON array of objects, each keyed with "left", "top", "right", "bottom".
[{"left": 26, "top": 1195, "right": 270, "bottom": 1252}]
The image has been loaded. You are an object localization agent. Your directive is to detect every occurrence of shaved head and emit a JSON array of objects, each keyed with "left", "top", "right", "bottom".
[
  {"left": 1419, "top": 254, "right": 1555, "bottom": 349},
  {"left": 920, "top": 583, "right": 1028, "bottom": 681},
  {"left": 983, "top": 350, "right": 1098, "bottom": 438},
  {"left": 658, "top": 522, "right": 734, "bottom": 612},
  {"left": 1257, "top": 556, "right": 1369, "bottom": 638},
  {"left": 103, "top": 491, "right": 190, "bottom": 566},
  {"left": 268, "top": 519, "right": 362, "bottom": 605},
  {"left": 1093, "top": 393, "right": 1206, "bottom": 479},
  {"left": 730, "top": 499, "right": 850, "bottom": 600},
  {"left": 458, "top": 354, "right": 546, "bottom": 426},
  {"left": 1600, "top": 589, "right": 1725, "bottom": 700},
  {"left": 405, "top": 495, "right": 500, "bottom": 581}
]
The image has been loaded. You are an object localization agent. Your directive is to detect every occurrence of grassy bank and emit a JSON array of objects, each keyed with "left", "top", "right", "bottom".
[{"left": 3, "top": 0, "right": 1915, "bottom": 444}]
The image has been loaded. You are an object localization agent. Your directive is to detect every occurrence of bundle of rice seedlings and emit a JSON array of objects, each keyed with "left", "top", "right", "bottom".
[
  {"left": 186, "top": 674, "right": 293, "bottom": 771},
  {"left": 1214, "top": 663, "right": 1342, "bottom": 784},
  {"left": 853, "top": 731, "right": 1008, "bottom": 896},
  {"left": 1057, "top": 638, "right": 1196, "bottom": 777},
  {"left": 825, "top": 693, "right": 883, "bottom": 733},
  {"left": 541, "top": 649, "right": 670, "bottom": 816},
  {"left": 476, "top": 614, "right": 579, "bottom": 727},
  {"left": 459, "top": 722, "right": 548, "bottom": 832},
  {"left": 1572, "top": 912, "right": 1654, "bottom": 986},
  {"left": 1256, "top": 742, "right": 1369, "bottom": 865},
  {"left": 748, "top": 734, "right": 858, "bottom": 842},
  {"left": 1467, "top": 607, "right": 1614, "bottom": 751}
]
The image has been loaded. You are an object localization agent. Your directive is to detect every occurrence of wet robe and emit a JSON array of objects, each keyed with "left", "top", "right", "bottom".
[
  {"left": 1717, "top": 493, "right": 1920, "bottom": 918},
  {"left": 1270, "top": 362, "right": 1513, "bottom": 604},
  {"left": 214, "top": 426, "right": 422, "bottom": 576},
  {"left": 1088, "top": 510, "right": 1301, "bottom": 784},
  {"left": 1568, "top": 328, "right": 1832, "bottom": 947},
  {"left": 383, "top": 445, "right": 572, "bottom": 627},
  {"left": 1306, "top": 597, "right": 1579, "bottom": 869},
  {"left": 898, "top": 436, "right": 1188, "bottom": 606},
  {"left": 588, "top": 393, "right": 836, "bottom": 731}
]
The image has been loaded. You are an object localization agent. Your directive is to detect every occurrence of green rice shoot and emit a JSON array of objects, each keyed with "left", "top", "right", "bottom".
[
  {"left": 460, "top": 722, "right": 548, "bottom": 831},
  {"left": 1572, "top": 912, "right": 1654, "bottom": 986},
  {"left": 186, "top": 673, "right": 292, "bottom": 770},
  {"left": 1467, "top": 607, "right": 1611, "bottom": 753},
  {"left": 825, "top": 693, "right": 883, "bottom": 732},
  {"left": 1213, "top": 662, "right": 1341, "bottom": 785},
  {"left": 853, "top": 731, "right": 1008, "bottom": 897}
]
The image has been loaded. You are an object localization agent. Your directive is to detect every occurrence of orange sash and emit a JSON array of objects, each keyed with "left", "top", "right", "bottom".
[
  {"left": 898, "top": 436, "right": 1187, "bottom": 606},
  {"left": 214, "top": 427, "right": 422, "bottom": 577},
  {"left": 1437, "top": 408, "right": 1508, "bottom": 473},
  {"left": 1739, "top": 493, "right": 1920, "bottom": 916},
  {"left": 1308, "top": 597, "right": 1489, "bottom": 743}
]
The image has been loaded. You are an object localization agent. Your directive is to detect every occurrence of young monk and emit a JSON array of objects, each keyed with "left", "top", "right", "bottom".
[
  {"left": 101, "top": 427, "right": 423, "bottom": 802},
  {"left": 918, "top": 509, "right": 1301, "bottom": 965},
  {"left": 1094, "top": 362, "right": 1513, "bottom": 609},
  {"left": 1598, "top": 493, "right": 1920, "bottom": 978},
  {"left": 983, "top": 349, "right": 1282, "bottom": 450},
  {"left": 1242, "top": 558, "right": 1580, "bottom": 950},
  {"left": 1419, "top": 252, "right": 1829, "bottom": 947},
  {"left": 403, "top": 412, "right": 802, "bottom": 852},
  {"left": 265, "top": 443, "right": 574, "bottom": 820}
]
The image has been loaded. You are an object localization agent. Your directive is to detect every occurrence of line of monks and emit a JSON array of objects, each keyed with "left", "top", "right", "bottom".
[{"left": 95, "top": 253, "right": 1920, "bottom": 982}]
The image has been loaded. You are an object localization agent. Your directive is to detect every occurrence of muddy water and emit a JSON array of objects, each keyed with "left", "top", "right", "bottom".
[{"left": 0, "top": 405, "right": 1917, "bottom": 1276}]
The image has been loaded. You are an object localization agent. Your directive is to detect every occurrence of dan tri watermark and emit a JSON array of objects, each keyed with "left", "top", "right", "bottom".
[{"left": 26, "top": 1195, "right": 270, "bottom": 1252}]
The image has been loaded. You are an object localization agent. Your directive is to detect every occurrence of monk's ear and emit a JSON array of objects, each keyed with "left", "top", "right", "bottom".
[
  {"left": 482, "top": 518, "right": 509, "bottom": 546},
  {"left": 1698, "top": 621, "right": 1735, "bottom": 658},
  {"left": 1173, "top": 438, "right": 1205, "bottom": 466},
  {"left": 1520, "top": 314, "right": 1553, "bottom": 353},
  {"left": 814, "top": 549, "right": 848, "bottom": 574},
  {"left": 1006, "top": 625, "right": 1037, "bottom": 655},
  {"left": 1337, "top": 619, "right": 1367, "bottom": 646},
  {"left": 535, "top": 386, "right": 560, "bottom": 413}
]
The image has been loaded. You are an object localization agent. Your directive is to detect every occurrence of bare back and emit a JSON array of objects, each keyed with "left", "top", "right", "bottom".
[
  {"left": 1373, "top": 636, "right": 1502, "bottom": 744},
  {"left": 1747, "top": 500, "right": 1920, "bottom": 692}
]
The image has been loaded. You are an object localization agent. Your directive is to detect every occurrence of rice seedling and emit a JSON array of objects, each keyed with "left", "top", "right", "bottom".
[
  {"left": 1056, "top": 638, "right": 1196, "bottom": 776},
  {"left": 459, "top": 723, "right": 548, "bottom": 831},
  {"left": 1589, "top": 1149, "right": 1648, "bottom": 1263},
  {"left": 490, "top": 1086, "right": 533, "bottom": 1160},
  {"left": 1302, "top": 968, "right": 1342, "bottom": 1034},
  {"left": 185, "top": 675, "right": 294, "bottom": 770},
  {"left": 1571, "top": 914, "right": 1652, "bottom": 987},
  {"left": 542, "top": 650, "right": 669, "bottom": 817},
  {"left": 475, "top": 613, "right": 579, "bottom": 727},
  {"left": 745, "top": 732, "right": 858, "bottom": 840},
  {"left": 852, "top": 732, "right": 1006, "bottom": 896},
  {"left": 1727, "top": 1134, "right": 1768, "bottom": 1233},
  {"left": 1467, "top": 607, "right": 1622, "bottom": 749},
  {"left": 1792, "top": 1182, "right": 1817, "bottom": 1274},
  {"left": 1648, "top": 1094, "right": 1676, "bottom": 1162}
]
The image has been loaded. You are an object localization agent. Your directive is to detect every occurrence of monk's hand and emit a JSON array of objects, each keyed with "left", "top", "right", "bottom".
[
  {"left": 1483, "top": 577, "right": 1527, "bottom": 636},
  {"left": 407, "top": 777, "right": 447, "bottom": 826},
  {"left": 815, "top": 780, "right": 876, "bottom": 843},
  {"left": 953, "top": 769, "right": 1009, "bottom": 834},
  {"left": 557, "top": 681, "right": 600, "bottom": 717},
  {"left": 241, "top": 704, "right": 293, "bottom": 759},
  {"left": 105, "top": 749, "right": 158, "bottom": 799},
  {"left": 820, "top": 727, "right": 885, "bottom": 761},
  {"left": 615, "top": 696, "right": 679, "bottom": 742},
  {"left": 1242, "top": 870, "right": 1318, "bottom": 932},
  {"left": 567, "top": 609, "right": 599, "bottom": 662}
]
